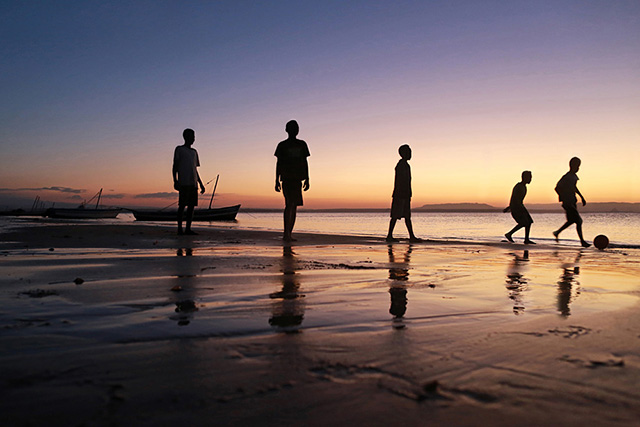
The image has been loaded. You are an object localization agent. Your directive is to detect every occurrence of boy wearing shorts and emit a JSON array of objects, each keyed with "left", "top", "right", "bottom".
[
  {"left": 173, "top": 128, "right": 205, "bottom": 235},
  {"left": 275, "top": 120, "right": 310, "bottom": 242},
  {"left": 553, "top": 157, "right": 590, "bottom": 247},
  {"left": 503, "top": 170, "right": 535, "bottom": 244},
  {"left": 386, "top": 144, "right": 421, "bottom": 243}
]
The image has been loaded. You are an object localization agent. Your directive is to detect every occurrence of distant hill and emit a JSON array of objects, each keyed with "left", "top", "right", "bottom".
[
  {"left": 415, "top": 203, "right": 498, "bottom": 212},
  {"left": 414, "top": 202, "right": 640, "bottom": 213}
]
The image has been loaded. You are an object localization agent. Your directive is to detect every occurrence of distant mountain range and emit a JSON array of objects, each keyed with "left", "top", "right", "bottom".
[
  {"left": 244, "top": 202, "right": 640, "bottom": 213},
  {"left": 415, "top": 202, "right": 640, "bottom": 213},
  {"left": 414, "top": 203, "right": 497, "bottom": 212}
]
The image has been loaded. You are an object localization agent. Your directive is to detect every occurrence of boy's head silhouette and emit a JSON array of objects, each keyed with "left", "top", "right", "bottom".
[
  {"left": 183, "top": 128, "right": 195, "bottom": 145},
  {"left": 569, "top": 157, "right": 581, "bottom": 172},
  {"left": 285, "top": 120, "right": 299, "bottom": 138},
  {"left": 398, "top": 144, "right": 411, "bottom": 160},
  {"left": 522, "top": 170, "right": 532, "bottom": 184}
]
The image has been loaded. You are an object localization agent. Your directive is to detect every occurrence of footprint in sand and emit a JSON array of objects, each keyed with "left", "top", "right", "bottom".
[{"left": 559, "top": 354, "right": 624, "bottom": 368}]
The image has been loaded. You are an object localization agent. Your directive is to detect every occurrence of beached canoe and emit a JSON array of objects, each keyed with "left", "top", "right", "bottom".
[
  {"left": 42, "top": 188, "right": 122, "bottom": 219},
  {"left": 44, "top": 207, "right": 122, "bottom": 219},
  {"left": 130, "top": 204, "right": 240, "bottom": 221},
  {"left": 0, "top": 208, "right": 47, "bottom": 217}
]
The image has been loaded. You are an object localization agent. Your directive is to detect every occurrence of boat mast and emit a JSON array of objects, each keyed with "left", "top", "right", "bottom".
[
  {"left": 96, "top": 188, "right": 102, "bottom": 209},
  {"left": 209, "top": 175, "right": 219, "bottom": 209},
  {"left": 31, "top": 196, "right": 40, "bottom": 212}
]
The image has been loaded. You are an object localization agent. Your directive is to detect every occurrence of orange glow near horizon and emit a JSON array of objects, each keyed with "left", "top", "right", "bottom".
[{"left": 2, "top": 126, "right": 639, "bottom": 210}]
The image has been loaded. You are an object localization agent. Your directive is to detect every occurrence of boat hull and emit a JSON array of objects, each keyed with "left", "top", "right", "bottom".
[
  {"left": 44, "top": 208, "right": 122, "bottom": 219},
  {"left": 131, "top": 204, "right": 240, "bottom": 221},
  {"left": 0, "top": 209, "right": 47, "bottom": 217}
]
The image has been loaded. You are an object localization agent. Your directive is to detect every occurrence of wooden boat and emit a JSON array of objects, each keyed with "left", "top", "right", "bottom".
[
  {"left": 43, "top": 189, "right": 122, "bottom": 219},
  {"left": 131, "top": 204, "right": 240, "bottom": 221},
  {"left": 44, "top": 207, "right": 122, "bottom": 219},
  {"left": 0, "top": 208, "right": 40, "bottom": 217},
  {"left": 131, "top": 175, "right": 240, "bottom": 222}
]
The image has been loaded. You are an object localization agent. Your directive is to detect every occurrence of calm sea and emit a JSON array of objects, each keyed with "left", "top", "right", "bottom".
[
  {"left": 226, "top": 211, "right": 640, "bottom": 248},
  {"left": 2, "top": 211, "right": 639, "bottom": 248}
]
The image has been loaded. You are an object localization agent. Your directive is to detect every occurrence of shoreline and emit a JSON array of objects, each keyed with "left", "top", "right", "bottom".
[{"left": 0, "top": 220, "right": 614, "bottom": 251}]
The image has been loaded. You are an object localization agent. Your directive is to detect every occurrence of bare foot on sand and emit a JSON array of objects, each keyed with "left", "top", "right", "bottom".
[{"left": 505, "top": 233, "right": 514, "bottom": 243}]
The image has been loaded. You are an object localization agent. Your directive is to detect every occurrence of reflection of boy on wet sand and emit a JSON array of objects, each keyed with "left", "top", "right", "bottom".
[
  {"left": 556, "top": 251, "right": 582, "bottom": 317},
  {"left": 505, "top": 250, "right": 529, "bottom": 315},
  {"left": 386, "top": 144, "right": 421, "bottom": 243},
  {"left": 503, "top": 171, "right": 534, "bottom": 244},
  {"left": 269, "top": 247, "right": 305, "bottom": 329},
  {"left": 553, "top": 157, "right": 590, "bottom": 248},
  {"left": 388, "top": 245, "right": 412, "bottom": 319}
]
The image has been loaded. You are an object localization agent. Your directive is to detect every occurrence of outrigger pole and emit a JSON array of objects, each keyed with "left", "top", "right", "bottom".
[{"left": 209, "top": 175, "right": 219, "bottom": 209}]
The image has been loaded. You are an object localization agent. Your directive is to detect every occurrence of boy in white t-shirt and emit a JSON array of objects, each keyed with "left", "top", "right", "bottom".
[{"left": 173, "top": 128, "right": 205, "bottom": 235}]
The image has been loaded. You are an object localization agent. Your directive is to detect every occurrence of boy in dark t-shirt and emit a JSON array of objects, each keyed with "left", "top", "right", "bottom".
[
  {"left": 386, "top": 144, "right": 421, "bottom": 243},
  {"left": 503, "top": 170, "right": 534, "bottom": 244},
  {"left": 274, "top": 120, "right": 310, "bottom": 242},
  {"left": 553, "top": 157, "right": 590, "bottom": 247}
]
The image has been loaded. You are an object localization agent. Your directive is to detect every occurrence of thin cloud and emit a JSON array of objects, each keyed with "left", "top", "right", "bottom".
[
  {"left": 43, "top": 186, "right": 85, "bottom": 194},
  {"left": 135, "top": 192, "right": 176, "bottom": 199},
  {"left": 0, "top": 186, "right": 85, "bottom": 194}
]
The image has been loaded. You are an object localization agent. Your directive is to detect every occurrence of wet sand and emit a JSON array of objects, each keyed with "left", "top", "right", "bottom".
[{"left": 1, "top": 222, "right": 640, "bottom": 426}]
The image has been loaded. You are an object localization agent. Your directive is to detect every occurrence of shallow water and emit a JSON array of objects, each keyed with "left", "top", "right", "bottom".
[
  {"left": 2, "top": 243, "right": 638, "bottom": 344},
  {"left": 2, "top": 211, "right": 639, "bottom": 248},
  {"left": 230, "top": 211, "right": 640, "bottom": 248}
]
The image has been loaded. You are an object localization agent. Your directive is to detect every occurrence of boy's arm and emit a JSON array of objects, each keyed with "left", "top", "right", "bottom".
[
  {"left": 303, "top": 158, "right": 309, "bottom": 191},
  {"left": 576, "top": 187, "right": 586, "bottom": 206},
  {"left": 275, "top": 160, "right": 281, "bottom": 192},
  {"left": 196, "top": 171, "right": 205, "bottom": 194},
  {"left": 503, "top": 187, "right": 515, "bottom": 212},
  {"left": 172, "top": 156, "right": 179, "bottom": 191}
]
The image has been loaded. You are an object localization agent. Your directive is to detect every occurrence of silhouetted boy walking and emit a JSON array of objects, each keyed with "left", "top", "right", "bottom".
[
  {"left": 386, "top": 144, "right": 421, "bottom": 243},
  {"left": 173, "top": 128, "right": 205, "bottom": 235},
  {"left": 275, "top": 120, "right": 310, "bottom": 243},
  {"left": 553, "top": 157, "right": 590, "bottom": 247},
  {"left": 504, "top": 170, "right": 535, "bottom": 244}
]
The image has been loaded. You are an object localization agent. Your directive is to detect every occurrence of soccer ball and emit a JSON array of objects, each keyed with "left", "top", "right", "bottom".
[{"left": 593, "top": 234, "right": 609, "bottom": 250}]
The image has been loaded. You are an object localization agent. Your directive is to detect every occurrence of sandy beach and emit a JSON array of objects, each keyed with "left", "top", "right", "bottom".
[{"left": 1, "top": 221, "right": 640, "bottom": 426}]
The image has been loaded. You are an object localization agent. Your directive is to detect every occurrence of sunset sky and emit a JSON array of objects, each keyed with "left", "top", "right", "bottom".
[{"left": 1, "top": 1, "right": 639, "bottom": 209}]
